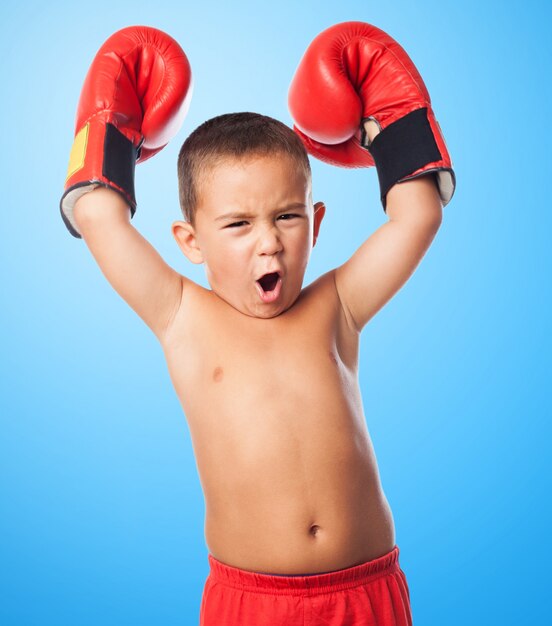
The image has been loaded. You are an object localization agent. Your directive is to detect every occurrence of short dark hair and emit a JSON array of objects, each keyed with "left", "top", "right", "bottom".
[{"left": 177, "top": 112, "right": 311, "bottom": 228}]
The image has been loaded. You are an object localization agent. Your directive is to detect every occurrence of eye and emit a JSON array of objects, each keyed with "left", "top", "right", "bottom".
[
  {"left": 278, "top": 213, "right": 299, "bottom": 221},
  {"left": 225, "top": 213, "right": 301, "bottom": 228}
]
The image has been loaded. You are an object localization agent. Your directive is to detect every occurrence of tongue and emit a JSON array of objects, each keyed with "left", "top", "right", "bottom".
[{"left": 259, "top": 272, "right": 279, "bottom": 292}]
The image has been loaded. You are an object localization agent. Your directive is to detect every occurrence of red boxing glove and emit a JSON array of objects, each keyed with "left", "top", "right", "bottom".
[
  {"left": 60, "top": 26, "right": 193, "bottom": 238},
  {"left": 288, "top": 21, "right": 455, "bottom": 210}
]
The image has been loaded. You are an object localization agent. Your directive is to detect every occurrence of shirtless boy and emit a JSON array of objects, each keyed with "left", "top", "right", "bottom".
[{"left": 60, "top": 22, "right": 455, "bottom": 626}]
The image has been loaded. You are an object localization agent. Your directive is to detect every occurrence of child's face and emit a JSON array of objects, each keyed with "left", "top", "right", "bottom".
[{"left": 172, "top": 153, "right": 325, "bottom": 319}]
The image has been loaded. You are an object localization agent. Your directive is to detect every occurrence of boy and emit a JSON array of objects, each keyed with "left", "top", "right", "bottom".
[{"left": 60, "top": 22, "right": 455, "bottom": 626}]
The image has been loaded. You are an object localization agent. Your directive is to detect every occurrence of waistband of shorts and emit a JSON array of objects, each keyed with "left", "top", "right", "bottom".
[{"left": 207, "top": 545, "right": 400, "bottom": 595}]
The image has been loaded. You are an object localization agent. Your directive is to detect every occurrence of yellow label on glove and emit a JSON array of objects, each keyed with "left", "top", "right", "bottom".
[{"left": 65, "top": 123, "right": 89, "bottom": 183}]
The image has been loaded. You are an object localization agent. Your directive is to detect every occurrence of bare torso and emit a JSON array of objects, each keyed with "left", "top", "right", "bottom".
[{"left": 161, "top": 270, "right": 395, "bottom": 575}]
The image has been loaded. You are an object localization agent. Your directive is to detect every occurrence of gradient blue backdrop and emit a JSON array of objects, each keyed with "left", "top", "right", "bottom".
[{"left": 1, "top": 1, "right": 550, "bottom": 624}]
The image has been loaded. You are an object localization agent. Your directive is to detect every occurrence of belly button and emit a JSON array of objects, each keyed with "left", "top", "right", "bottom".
[{"left": 309, "top": 524, "right": 320, "bottom": 536}]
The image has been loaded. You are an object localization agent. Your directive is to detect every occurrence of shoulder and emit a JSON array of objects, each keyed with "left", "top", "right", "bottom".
[
  {"left": 304, "top": 268, "right": 337, "bottom": 295},
  {"left": 315, "top": 268, "right": 358, "bottom": 336},
  {"left": 179, "top": 274, "right": 209, "bottom": 306},
  {"left": 164, "top": 274, "right": 209, "bottom": 339},
  {"left": 306, "top": 269, "right": 360, "bottom": 369}
]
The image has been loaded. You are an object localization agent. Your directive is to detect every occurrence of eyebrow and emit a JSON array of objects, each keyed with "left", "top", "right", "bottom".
[{"left": 214, "top": 202, "right": 307, "bottom": 222}]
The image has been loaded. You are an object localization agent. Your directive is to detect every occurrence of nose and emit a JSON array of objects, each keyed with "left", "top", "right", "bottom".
[{"left": 256, "top": 224, "right": 284, "bottom": 256}]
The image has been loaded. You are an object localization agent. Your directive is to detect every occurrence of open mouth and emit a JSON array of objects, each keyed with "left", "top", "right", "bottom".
[
  {"left": 255, "top": 271, "right": 283, "bottom": 303},
  {"left": 257, "top": 272, "right": 280, "bottom": 293}
]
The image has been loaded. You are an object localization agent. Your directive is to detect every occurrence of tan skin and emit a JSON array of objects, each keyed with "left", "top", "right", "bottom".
[
  {"left": 73, "top": 115, "right": 442, "bottom": 575},
  {"left": 166, "top": 146, "right": 396, "bottom": 575}
]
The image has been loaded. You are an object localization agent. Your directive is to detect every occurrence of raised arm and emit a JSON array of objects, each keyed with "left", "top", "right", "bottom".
[
  {"left": 59, "top": 27, "right": 193, "bottom": 342},
  {"left": 332, "top": 120, "right": 442, "bottom": 332},
  {"left": 288, "top": 21, "right": 456, "bottom": 332},
  {"left": 73, "top": 187, "right": 184, "bottom": 342}
]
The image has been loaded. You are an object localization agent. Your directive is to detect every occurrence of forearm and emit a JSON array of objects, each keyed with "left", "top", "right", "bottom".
[{"left": 72, "top": 186, "right": 131, "bottom": 234}]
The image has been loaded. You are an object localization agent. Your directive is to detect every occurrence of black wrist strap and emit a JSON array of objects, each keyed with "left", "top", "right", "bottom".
[
  {"left": 59, "top": 122, "right": 141, "bottom": 239},
  {"left": 360, "top": 107, "right": 442, "bottom": 211},
  {"left": 103, "top": 122, "right": 140, "bottom": 210}
]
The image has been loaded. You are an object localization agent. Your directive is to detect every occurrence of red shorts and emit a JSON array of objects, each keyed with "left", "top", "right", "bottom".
[{"left": 199, "top": 545, "right": 412, "bottom": 625}]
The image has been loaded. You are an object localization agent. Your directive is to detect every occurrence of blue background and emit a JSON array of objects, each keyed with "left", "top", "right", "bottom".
[{"left": 1, "top": 1, "right": 550, "bottom": 624}]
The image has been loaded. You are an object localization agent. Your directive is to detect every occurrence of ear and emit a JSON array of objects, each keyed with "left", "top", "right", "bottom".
[
  {"left": 312, "top": 202, "right": 326, "bottom": 247},
  {"left": 171, "top": 220, "right": 204, "bottom": 264}
]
